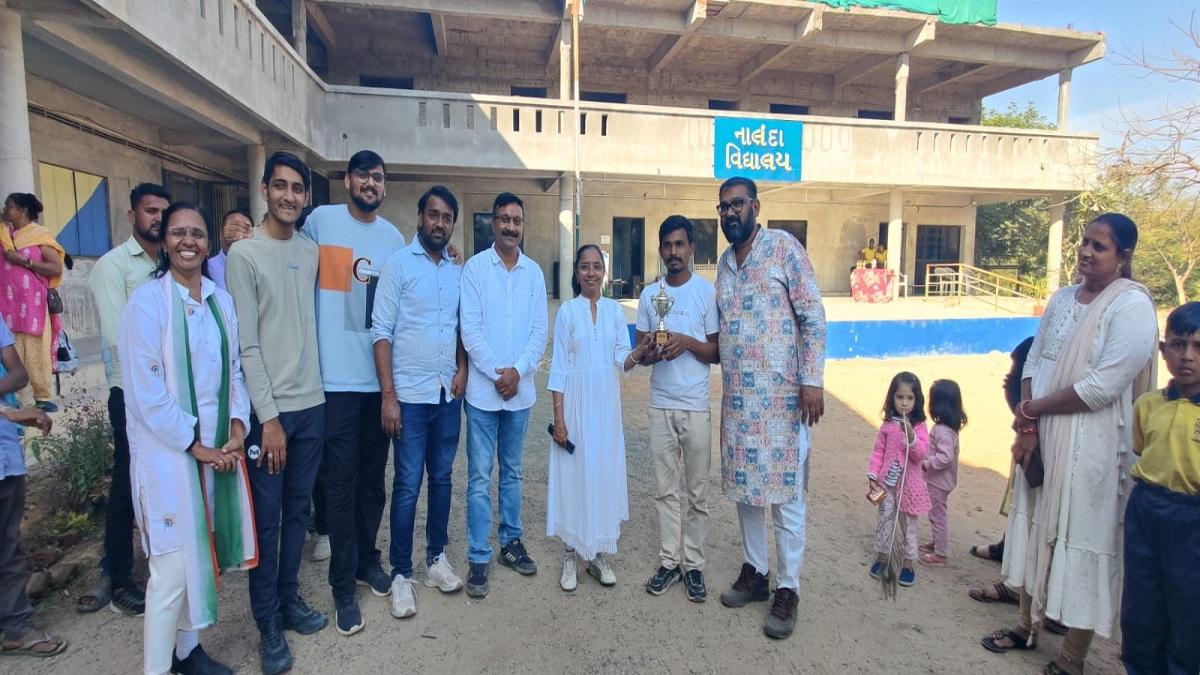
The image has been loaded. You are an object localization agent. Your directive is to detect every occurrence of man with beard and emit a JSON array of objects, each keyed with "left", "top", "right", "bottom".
[
  {"left": 635, "top": 215, "right": 719, "bottom": 602},
  {"left": 370, "top": 185, "right": 468, "bottom": 620},
  {"left": 713, "top": 176, "right": 826, "bottom": 640},
  {"left": 459, "top": 192, "right": 548, "bottom": 598},
  {"left": 297, "top": 150, "right": 403, "bottom": 636},
  {"left": 227, "top": 151, "right": 327, "bottom": 674},
  {"left": 80, "top": 182, "right": 171, "bottom": 617}
]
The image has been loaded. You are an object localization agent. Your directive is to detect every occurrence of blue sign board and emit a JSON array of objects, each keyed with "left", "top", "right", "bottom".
[{"left": 713, "top": 117, "right": 803, "bottom": 182}]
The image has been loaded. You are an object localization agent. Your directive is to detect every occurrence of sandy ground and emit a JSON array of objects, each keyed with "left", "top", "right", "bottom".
[{"left": 11, "top": 352, "right": 1127, "bottom": 674}]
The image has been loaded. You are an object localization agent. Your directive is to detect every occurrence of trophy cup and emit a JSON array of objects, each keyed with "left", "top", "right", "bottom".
[{"left": 651, "top": 283, "right": 675, "bottom": 346}]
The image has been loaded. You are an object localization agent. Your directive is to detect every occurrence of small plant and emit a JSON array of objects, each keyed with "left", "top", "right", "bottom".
[
  {"left": 30, "top": 404, "right": 113, "bottom": 514},
  {"left": 43, "top": 510, "right": 94, "bottom": 538}
]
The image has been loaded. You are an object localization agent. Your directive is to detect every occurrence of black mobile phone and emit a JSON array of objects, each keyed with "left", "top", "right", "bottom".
[{"left": 548, "top": 423, "right": 575, "bottom": 454}]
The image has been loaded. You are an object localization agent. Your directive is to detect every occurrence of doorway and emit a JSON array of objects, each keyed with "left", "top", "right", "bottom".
[
  {"left": 610, "top": 217, "right": 645, "bottom": 299},
  {"left": 914, "top": 225, "right": 962, "bottom": 287}
]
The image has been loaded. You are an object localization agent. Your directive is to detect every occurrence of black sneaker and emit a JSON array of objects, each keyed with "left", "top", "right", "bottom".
[
  {"left": 355, "top": 563, "right": 392, "bottom": 597},
  {"left": 498, "top": 539, "right": 537, "bottom": 576},
  {"left": 684, "top": 569, "right": 708, "bottom": 602},
  {"left": 280, "top": 594, "right": 327, "bottom": 634},
  {"left": 258, "top": 617, "right": 294, "bottom": 675},
  {"left": 334, "top": 595, "right": 364, "bottom": 636},
  {"left": 719, "top": 562, "right": 769, "bottom": 608},
  {"left": 465, "top": 562, "right": 489, "bottom": 598},
  {"left": 172, "top": 644, "right": 232, "bottom": 675},
  {"left": 110, "top": 585, "right": 146, "bottom": 617},
  {"left": 645, "top": 566, "right": 681, "bottom": 596},
  {"left": 763, "top": 587, "right": 799, "bottom": 639}
]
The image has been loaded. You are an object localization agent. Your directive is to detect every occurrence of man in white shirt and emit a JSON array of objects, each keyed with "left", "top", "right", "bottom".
[
  {"left": 635, "top": 216, "right": 720, "bottom": 603},
  {"left": 371, "top": 185, "right": 467, "bottom": 619},
  {"left": 459, "top": 192, "right": 548, "bottom": 598}
]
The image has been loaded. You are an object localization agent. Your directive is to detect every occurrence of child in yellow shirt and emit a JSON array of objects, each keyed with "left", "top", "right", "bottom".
[{"left": 1121, "top": 301, "right": 1200, "bottom": 674}]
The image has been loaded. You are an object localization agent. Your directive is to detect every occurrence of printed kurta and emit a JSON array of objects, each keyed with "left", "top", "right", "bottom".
[{"left": 717, "top": 227, "right": 826, "bottom": 506}]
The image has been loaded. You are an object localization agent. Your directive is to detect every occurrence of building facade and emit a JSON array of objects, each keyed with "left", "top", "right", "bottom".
[{"left": 0, "top": 0, "right": 1101, "bottom": 324}]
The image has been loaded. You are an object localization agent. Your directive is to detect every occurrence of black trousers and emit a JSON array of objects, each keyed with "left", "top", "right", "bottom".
[{"left": 101, "top": 387, "right": 136, "bottom": 590}]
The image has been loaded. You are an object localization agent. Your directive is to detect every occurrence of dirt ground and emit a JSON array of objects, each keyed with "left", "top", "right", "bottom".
[{"left": 12, "top": 352, "right": 1126, "bottom": 674}]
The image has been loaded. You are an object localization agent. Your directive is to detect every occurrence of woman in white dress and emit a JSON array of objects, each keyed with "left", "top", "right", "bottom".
[
  {"left": 548, "top": 244, "right": 651, "bottom": 591},
  {"left": 980, "top": 213, "right": 1158, "bottom": 675},
  {"left": 119, "top": 203, "right": 256, "bottom": 675}
]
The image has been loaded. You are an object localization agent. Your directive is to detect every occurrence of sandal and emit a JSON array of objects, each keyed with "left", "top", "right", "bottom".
[
  {"left": 0, "top": 628, "right": 67, "bottom": 658},
  {"left": 970, "top": 543, "right": 1003, "bottom": 562},
  {"left": 968, "top": 582, "right": 1019, "bottom": 604},
  {"left": 1043, "top": 661, "right": 1073, "bottom": 675},
  {"left": 980, "top": 628, "right": 1035, "bottom": 653},
  {"left": 919, "top": 542, "right": 934, "bottom": 554},
  {"left": 919, "top": 551, "right": 947, "bottom": 567},
  {"left": 75, "top": 576, "right": 112, "bottom": 613}
]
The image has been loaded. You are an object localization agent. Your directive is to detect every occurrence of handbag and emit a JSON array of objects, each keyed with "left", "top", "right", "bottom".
[
  {"left": 47, "top": 288, "right": 64, "bottom": 315},
  {"left": 1022, "top": 447, "right": 1045, "bottom": 489}
]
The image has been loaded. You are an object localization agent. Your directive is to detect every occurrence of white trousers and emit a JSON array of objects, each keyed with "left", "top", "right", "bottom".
[
  {"left": 144, "top": 548, "right": 200, "bottom": 675},
  {"left": 736, "top": 461, "right": 808, "bottom": 591}
]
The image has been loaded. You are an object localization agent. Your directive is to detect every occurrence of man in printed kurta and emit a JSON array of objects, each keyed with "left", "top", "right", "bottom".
[{"left": 714, "top": 176, "right": 826, "bottom": 640}]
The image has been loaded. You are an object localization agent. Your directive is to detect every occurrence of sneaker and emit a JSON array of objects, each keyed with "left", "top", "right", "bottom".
[
  {"left": 645, "top": 566, "right": 681, "bottom": 596},
  {"left": 586, "top": 553, "right": 616, "bottom": 587},
  {"left": 356, "top": 563, "right": 392, "bottom": 597},
  {"left": 425, "top": 553, "right": 463, "bottom": 593},
  {"left": 464, "top": 562, "right": 489, "bottom": 598},
  {"left": 171, "top": 644, "right": 232, "bottom": 675},
  {"left": 280, "top": 595, "right": 327, "bottom": 634},
  {"left": 498, "top": 539, "right": 537, "bottom": 576},
  {"left": 390, "top": 575, "right": 417, "bottom": 618},
  {"left": 684, "top": 569, "right": 707, "bottom": 602},
  {"left": 311, "top": 534, "right": 331, "bottom": 562},
  {"left": 869, "top": 560, "right": 886, "bottom": 580},
  {"left": 258, "top": 618, "right": 294, "bottom": 675},
  {"left": 560, "top": 551, "right": 578, "bottom": 592},
  {"left": 763, "top": 587, "right": 799, "bottom": 639},
  {"left": 110, "top": 585, "right": 146, "bottom": 617},
  {"left": 898, "top": 566, "right": 916, "bottom": 587},
  {"left": 334, "top": 595, "right": 364, "bottom": 636},
  {"left": 719, "top": 563, "right": 769, "bottom": 608},
  {"left": 34, "top": 400, "right": 58, "bottom": 413}
]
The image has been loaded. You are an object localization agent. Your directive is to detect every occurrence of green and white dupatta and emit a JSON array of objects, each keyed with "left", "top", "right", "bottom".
[{"left": 161, "top": 275, "right": 258, "bottom": 629}]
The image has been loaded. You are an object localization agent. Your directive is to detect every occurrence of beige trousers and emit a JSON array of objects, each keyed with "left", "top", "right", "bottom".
[
  {"left": 13, "top": 326, "right": 52, "bottom": 402},
  {"left": 649, "top": 408, "right": 711, "bottom": 571}
]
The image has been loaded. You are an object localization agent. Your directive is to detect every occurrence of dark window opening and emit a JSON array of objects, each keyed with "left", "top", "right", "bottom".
[
  {"left": 581, "top": 91, "right": 627, "bottom": 104},
  {"left": 948, "top": 116, "right": 971, "bottom": 125},
  {"left": 359, "top": 75, "right": 414, "bottom": 89},
  {"left": 768, "top": 220, "right": 808, "bottom": 248},
  {"left": 692, "top": 219, "right": 718, "bottom": 266},
  {"left": 858, "top": 109, "right": 894, "bottom": 120},
  {"left": 708, "top": 99, "right": 737, "bottom": 111},
  {"left": 511, "top": 86, "right": 548, "bottom": 98},
  {"left": 770, "top": 103, "right": 809, "bottom": 115}
]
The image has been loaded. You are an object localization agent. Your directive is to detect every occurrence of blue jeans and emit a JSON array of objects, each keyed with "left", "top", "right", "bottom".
[
  {"left": 465, "top": 402, "right": 531, "bottom": 564},
  {"left": 246, "top": 406, "right": 325, "bottom": 630},
  {"left": 1121, "top": 481, "right": 1200, "bottom": 675},
  {"left": 389, "top": 392, "right": 462, "bottom": 579}
]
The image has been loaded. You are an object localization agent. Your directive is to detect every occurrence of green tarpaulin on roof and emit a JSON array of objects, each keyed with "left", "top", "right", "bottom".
[{"left": 808, "top": 0, "right": 997, "bottom": 25}]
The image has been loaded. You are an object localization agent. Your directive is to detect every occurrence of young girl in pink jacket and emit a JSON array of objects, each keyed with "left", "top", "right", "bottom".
[
  {"left": 867, "top": 372, "right": 930, "bottom": 587},
  {"left": 920, "top": 379, "right": 968, "bottom": 567}
]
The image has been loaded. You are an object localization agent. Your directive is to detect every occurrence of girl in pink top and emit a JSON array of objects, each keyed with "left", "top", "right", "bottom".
[
  {"left": 867, "top": 372, "right": 930, "bottom": 587},
  {"left": 919, "top": 380, "right": 968, "bottom": 567}
]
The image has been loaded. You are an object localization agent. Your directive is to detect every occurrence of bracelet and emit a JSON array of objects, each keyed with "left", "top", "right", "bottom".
[
  {"left": 1018, "top": 400, "right": 1038, "bottom": 421},
  {"left": 1018, "top": 425, "right": 1038, "bottom": 435}
]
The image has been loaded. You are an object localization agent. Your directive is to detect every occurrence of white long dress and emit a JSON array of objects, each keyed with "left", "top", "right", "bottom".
[
  {"left": 546, "top": 296, "right": 631, "bottom": 560},
  {"left": 1001, "top": 283, "right": 1157, "bottom": 637}
]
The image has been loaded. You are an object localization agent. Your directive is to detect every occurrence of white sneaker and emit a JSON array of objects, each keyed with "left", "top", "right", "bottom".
[
  {"left": 587, "top": 553, "right": 616, "bottom": 587},
  {"left": 389, "top": 575, "right": 417, "bottom": 619},
  {"left": 560, "top": 551, "right": 578, "bottom": 592},
  {"left": 310, "top": 534, "right": 330, "bottom": 562},
  {"left": 424, "top": 553, "right": 463, "bottom": 593}
]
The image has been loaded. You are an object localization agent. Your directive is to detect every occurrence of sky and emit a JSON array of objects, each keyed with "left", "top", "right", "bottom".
[{"left": 983, "top": 0, "right": 1196, "bottom": 147}]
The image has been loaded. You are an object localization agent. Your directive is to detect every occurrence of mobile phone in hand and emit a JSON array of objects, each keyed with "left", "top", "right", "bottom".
[{"left": 547, "top": 423, "right": 575, "bottom": 454}]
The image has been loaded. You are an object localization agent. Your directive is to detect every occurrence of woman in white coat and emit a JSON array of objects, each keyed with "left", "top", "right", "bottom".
[{"left": 119, "top": 202, "right": 256, "bottom": 675}]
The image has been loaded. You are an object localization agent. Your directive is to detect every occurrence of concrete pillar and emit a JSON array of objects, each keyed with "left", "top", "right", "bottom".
[
  {"left": 247, "top": 144, "right": 267, "bottom": 224},
  {"left": 558, "top": 19, "right": 572, "bottom": 100},
  {"left": 1047, "top": 198, "right": 1065, "bottom": 293},
  {"left": 291, "top": 0, "right": 308, "bottom": 62},
  {"left": 1057, "top": 69, "right": 1072, "bottom": 130},
  {"left": 962, "top": 201, "right": 978, "bottom": 267},
  {"left": 887, "top": 190, "right": 903, "bottom": 274},
  {"left": 558, "top": 174, "right": 575, "bottom": 299},
  {"left": 0, "top": 10, "right": 35, "bottom": 195},
  {"left": 894, "top": 52, "right": 910, "bottom": 123}
]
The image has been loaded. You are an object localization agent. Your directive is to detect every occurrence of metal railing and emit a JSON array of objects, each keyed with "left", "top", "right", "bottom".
[{"left": 923, "top": 263, "right": 1041, "bottom": 313}]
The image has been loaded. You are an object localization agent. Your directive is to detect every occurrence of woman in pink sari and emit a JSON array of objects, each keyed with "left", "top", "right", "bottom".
[{"left": 0, "top": 194, "right": 65, "bottom": 412}]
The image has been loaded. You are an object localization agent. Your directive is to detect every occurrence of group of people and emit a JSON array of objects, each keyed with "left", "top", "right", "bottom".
[{"left": 0, "top": 147, "right": 1194, "bottom": 675}]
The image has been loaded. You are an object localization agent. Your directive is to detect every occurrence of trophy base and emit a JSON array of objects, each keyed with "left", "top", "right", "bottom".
[{"left": 655, "top": 330, "right": 668, "bottom": 346}]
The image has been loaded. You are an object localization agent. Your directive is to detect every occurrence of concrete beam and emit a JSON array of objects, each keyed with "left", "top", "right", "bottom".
[
  {"left": 305, "top": 2, "right": 337, "bottom": 51},
  {"left": 1068, "top": 41, "right": 1105, "bottom": 67},
  {"left": 910, "top": 62, "right": 987, "bottom": 95},
  {"left": 916, "top": 39, "right": 1070, "bottom": 71},
  {"left": 647, "top": 0, "right": 707, "bottom": 74},
  {"left": 833, "top": 52, "right": 892, "bottom": 89},
  {"left": 975, "top": 68, "right": 1057, "bottom": 97},
  {"left": 3, "top": 0, "right": 111, "bottom": 27},
  {"left": 292, "top": 0, "right": 308, "bottom": 62},
  {"left": 738, "top": 7, "right": 822, "bottom": 81},
  {"left": 312, "top": 0, "right": 561, "bottom": 23},
  {"left": 428, "top": 12, "right": 447, "bottom": 56},
  {"left": 904, "top": 19, "right": 936, "bottom": 50}
]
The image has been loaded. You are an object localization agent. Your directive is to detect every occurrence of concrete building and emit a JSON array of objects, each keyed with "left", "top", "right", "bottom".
[{"left": 0, "top": 0, "right": 1102, "bottom": 331}]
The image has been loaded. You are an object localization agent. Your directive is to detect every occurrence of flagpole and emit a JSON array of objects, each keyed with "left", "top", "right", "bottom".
[{"left": 572, "top": 0, "right": 582, "bottom": 249}]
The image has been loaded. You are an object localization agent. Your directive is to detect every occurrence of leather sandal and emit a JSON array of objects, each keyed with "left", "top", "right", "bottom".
[{"left": 981, "top": 628, "right": 1036, "bottom": 653}]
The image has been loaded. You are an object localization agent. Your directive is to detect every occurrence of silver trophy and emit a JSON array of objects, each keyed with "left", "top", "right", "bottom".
[{"left": 651, "top": 283, "right": 675, "bottom": 346}]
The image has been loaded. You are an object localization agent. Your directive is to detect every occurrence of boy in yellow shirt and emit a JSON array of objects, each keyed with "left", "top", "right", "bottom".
[{"left": 1122, "top": 301, "right": 1200, "bottom": 675}]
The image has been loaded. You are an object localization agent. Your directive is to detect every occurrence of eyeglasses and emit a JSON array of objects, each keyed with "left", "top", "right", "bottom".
[
  {"left": 166, "top": 227, "right": 208, "bottom": 241},
  {"left": 493, "top": 215, "right": 524, "bottom": 227},
  {"left": 716, "top": 197, "right": 750, "bottom": 214},
  {"left": 350, "top": 169, "right": 386, "bottom": 184}
]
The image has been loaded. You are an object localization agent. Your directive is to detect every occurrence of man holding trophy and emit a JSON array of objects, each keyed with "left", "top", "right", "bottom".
[{"left": 634, "top": 215, "right": 720, "bottom": 602}]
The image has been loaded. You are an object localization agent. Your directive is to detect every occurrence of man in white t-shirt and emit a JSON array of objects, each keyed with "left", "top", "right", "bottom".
[{"left": 634, "top": 215, "right": 719, "bottom": 602}]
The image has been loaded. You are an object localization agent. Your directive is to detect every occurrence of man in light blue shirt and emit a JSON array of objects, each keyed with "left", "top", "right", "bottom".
[
  {"left": 458, "top": 192, "right": 548, "bottom": 598},
  {"left": 371, "top": 185, "right": 467, "bottom": 619}
]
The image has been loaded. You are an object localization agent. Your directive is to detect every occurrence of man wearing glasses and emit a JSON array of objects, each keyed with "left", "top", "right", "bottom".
[
  {"left": 302, "top": 150, "right": 404, "bottom": 636},
  {"left": 713, "top": 176, "right": 826, "bottom": 640},
  {"left": 459, "top": 192, "right": 548, "bottom": 598}
]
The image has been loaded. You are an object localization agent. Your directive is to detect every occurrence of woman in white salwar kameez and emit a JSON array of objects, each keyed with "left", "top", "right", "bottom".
[
  {"left": 548, "top": 245, "right": 651, "bottom": 591},
  {"left": 119, "top": 203, "right": 256, "bottom": 675},
  {"left": 981, "top": 214, "right": 1157, "bottom": 675}
]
